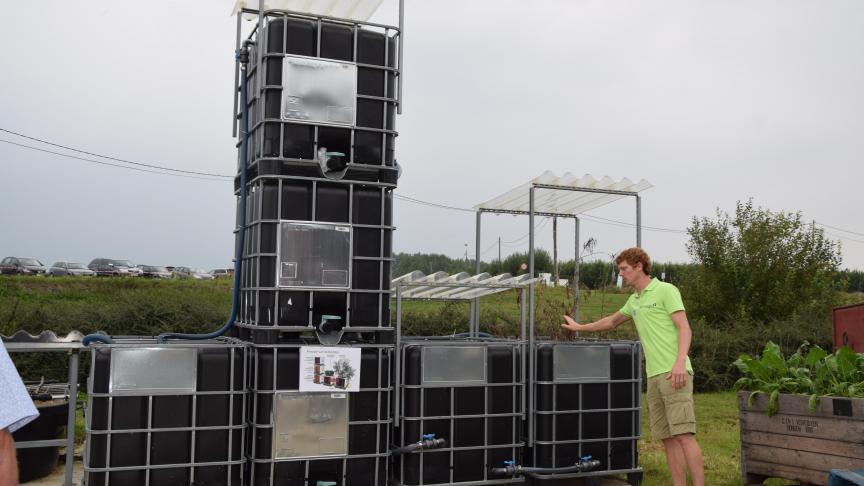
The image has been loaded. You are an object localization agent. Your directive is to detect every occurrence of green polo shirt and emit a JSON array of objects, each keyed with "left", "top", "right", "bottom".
[{"left": 619, "top": 278, "right": 693, "bottom": 378}]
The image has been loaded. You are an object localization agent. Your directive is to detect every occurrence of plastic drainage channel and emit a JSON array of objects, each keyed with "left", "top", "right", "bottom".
[
  {"left": 531, "top": 341, "right": 643, "bottom": 481},
  {"left": 247, "top": 341, "right": 393, "bottom": 486},
  {"left": 393, "top": 339, "right": 526, "bottom": 486},
  {"left": 82, "top": 338, "right": 247, "bottom": 486}
]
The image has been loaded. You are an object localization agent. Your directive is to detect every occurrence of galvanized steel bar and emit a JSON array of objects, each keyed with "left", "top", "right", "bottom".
[
  {"left": 63, "top": 350, "right": 78, "bottom": 486},
  {"left": 574, "top": 216, "right": 580, "bottom": 323},
  {"left": 636, "top": 194, "right": 642, "bottom": 248},
  {"left": 528, "top": 186, "right": 536, "bottom": 448},
  {"left": 397, "top": 0, "right": 404, "bottom": 114},
  {"left": 394, "top": 285, "right": 402, "bottom": 427}
]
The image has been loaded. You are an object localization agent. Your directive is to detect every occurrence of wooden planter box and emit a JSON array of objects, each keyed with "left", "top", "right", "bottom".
[{"left": 739, "top": 391, "right": 864, "bottom": 485}]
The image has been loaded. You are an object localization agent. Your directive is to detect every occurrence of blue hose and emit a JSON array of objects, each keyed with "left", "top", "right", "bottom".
[
  {"left": 82, "top": 45, "right": 252, "bottom": 346},
  {"left": 154, "top": 45, "right": 251, "bottom": 343}
]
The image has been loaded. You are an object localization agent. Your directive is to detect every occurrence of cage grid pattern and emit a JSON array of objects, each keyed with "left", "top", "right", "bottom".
[
  {"left": 82, "top": 341, "right": 247, "bottom": 486},
  {"left": 531, "top": 341, "right": 642, "bottom": 480},
  {"left": 247, "top": 343, "right": 392, "bottom": 486},
  {"left": 241, "top": 12, "right": 400, "bottom": 183},
  {"left": 393, "top": 341, "right": 526, "bottom": 486}
]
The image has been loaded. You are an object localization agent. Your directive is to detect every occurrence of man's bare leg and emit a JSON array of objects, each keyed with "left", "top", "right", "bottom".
[
  {"left": 662, "top": 437, "right": 687, "bottom": 486},
  {"left": 674, "top": 433, "right": 704, "bottom": 486},
  {"left": 0, "top": 428, "right": 19, "bottom": 486}
]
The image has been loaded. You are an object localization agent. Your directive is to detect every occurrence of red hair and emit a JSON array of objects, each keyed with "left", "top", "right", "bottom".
[{"left": 615, "top": 247, "right": 652, "bottom": 275}]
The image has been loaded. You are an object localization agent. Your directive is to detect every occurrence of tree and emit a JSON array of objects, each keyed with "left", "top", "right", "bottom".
[{"left": 684, "top": 199, "right": 841, "bottom": 324}]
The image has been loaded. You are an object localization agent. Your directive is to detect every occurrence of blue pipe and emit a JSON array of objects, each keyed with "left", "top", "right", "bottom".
[{"left": 155, "top": 44, "right": 252, "bottom": 343}]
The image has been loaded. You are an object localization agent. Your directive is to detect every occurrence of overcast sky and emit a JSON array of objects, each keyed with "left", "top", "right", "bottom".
[{"left": 2, "top": 0, "right": 863, "bottom": 271}]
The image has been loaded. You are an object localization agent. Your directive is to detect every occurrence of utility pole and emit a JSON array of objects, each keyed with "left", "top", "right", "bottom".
[
  {"left": 552, "top": 216, "right": 558, "bottom": 284},
  {"left": 498, "top": 236, "right": 501, "bottom": 273}
]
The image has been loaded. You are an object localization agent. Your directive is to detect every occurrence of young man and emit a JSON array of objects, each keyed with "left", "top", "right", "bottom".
[
  {"left": 0, "top": 340, "right": 39, "bottom": 486},
  {"left": 562, "top": 247, "right": 704, "bottom": 486}
]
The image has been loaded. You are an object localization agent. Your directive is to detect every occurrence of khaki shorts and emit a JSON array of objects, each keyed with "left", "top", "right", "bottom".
[{"left": 647, "top": 371, "right": 696, "bottom": 440}]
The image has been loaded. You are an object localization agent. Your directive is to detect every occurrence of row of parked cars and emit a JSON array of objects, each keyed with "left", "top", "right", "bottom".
[{"left": 0, "top": 257, "right": 233, "bottom": 280}]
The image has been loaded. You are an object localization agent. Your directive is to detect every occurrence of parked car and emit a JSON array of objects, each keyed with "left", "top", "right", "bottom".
[
  {"left": 48, "top": 262, "right": 96, "bottom": 277},
  {"left": 172, "top": 267, "right": 215, "bottom": 280},
  {"left": 0, "top": 257, "right": 48, "bottom": 275},
  {"left": 210, "top": 268, "right": 234, "bottom": 279},
  {"left": 138, "top": 265, "right": 172, "bottom": 279},
  {"left": 88, "top": 258, "right": 133, "bottom": 277},
  {"left": 112, "top": 260, "right": 143, "bottom": 277}
]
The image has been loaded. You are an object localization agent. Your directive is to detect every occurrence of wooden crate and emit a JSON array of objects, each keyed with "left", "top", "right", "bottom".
[{"left": 739, "top": 391, "right": 864, "bottom": 485}]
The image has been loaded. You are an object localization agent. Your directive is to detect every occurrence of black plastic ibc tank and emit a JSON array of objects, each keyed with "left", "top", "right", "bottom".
[
  {"left": 248, "top": 345, "right": 391, "bottom": 486},
  {"left": 84, "top": 344, "right": 245, "bottom": 486},
  {"left": 532, "top": 342, "right": 641, "bottom": 480},
  {"left": 252, "top": 16, "right": 398, "bottom": 172},
  {"left": 238, "top": 179, "right": 393, "bottom": 333},
  {"left": 396, "top": 342, "right": 523, "bottom": 486}
]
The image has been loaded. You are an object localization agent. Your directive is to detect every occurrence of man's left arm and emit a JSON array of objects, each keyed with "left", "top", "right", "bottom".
[{"left": 668, "top": 310, "right": 692, "bottom": 390}]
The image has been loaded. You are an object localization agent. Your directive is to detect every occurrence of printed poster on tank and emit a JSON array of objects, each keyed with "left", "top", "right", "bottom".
[{"left": 299, "top": 346, "right": 362, "bottom": 392}]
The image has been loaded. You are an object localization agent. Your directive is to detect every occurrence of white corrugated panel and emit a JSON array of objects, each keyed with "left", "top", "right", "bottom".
[
  {"left": 392, "top": 271, "right": 538, "bottom": 300},
  {"left": 474, "top": 171, "right": 653, "bottom": 216},
  {"left": 233, "top": 0, "right": 384, "bottom": 22}
]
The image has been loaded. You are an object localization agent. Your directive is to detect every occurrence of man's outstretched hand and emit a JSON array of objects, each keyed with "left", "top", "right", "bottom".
[{"left": 561, "top": 315, "right": 581, "bottom": 332}]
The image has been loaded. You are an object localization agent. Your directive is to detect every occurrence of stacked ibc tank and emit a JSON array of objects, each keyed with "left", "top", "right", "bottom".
[
  {"left": 234, "top": 9, "right": 401, "bottom": 486},
  {"left": 83, "top": 339, "right": 247, "bottom": 486},
  {"left": 528, "top": 341, "right": 643, "bottom": 485}
]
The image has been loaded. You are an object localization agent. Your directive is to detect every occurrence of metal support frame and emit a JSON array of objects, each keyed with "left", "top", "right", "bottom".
[
  {"left": 474, "top": 183, "right": 644, "bottom": 327},
  {"left": 5, "top": 340, "right": 82, "bottom": 486},
  {"left": 392, "top": 277, "right": 534, "bottom": 429}
]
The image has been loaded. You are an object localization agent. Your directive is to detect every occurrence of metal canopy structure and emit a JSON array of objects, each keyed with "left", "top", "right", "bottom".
[
  {"left": 474, "top": 171, "right": 653, "bottom": 219},
  {"left": 391, "top": 270, "right": 537, "bottom": 300},
  {"left": 473, "top": 171, "right": 652, "bottom": 326}
]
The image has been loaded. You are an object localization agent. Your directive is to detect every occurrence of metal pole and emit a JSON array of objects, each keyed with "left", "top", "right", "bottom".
[
  {"left": 528, "top": 186, "right": 536, "bottom": 448},
  {"left": 474, "top": 211, "right": 481, "bottom": 336},
  {"left": 636, "top": 195, "right": 642, "bottom": 248},
  {"left": 232, "top": 11, "right": 242, "bottom": 137},
  {"left": 574, "top": 216, "right": 580, "bottom": 323},
  {"left": 397, "top": 0, "right": 405, "bottom": 114},
  {"left": 64, "top": 350, "right": 79, "bottom": 486},
  {"left": 394, "top": 286, "right": 402, "bottom": 426},
  {"left": 520, "top": 287, "right": 529, "bottom": 446}
]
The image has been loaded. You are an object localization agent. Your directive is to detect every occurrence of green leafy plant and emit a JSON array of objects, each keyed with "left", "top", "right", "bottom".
[{"left": 733, "top": 341, "right": 864, "bottom": 415}]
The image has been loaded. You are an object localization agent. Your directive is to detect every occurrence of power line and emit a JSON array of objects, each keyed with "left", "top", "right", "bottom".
[
  {"left": 815, "top": 221, "right": 864, "bottom": 239},
  {"left": 393, "top": 194, "right": 475, "bottom": 213},
  {"left": 0, "top": 139, "right": 228, "bottom": 182},
  {"left": 0, "top": 127, "right": 232, "bottom": 178},
  {"left": 580, "top": 214, "right": 688, "bottom": 234},
  {"left": 824, "top": 230, "right": 864, "bottom": 245}
]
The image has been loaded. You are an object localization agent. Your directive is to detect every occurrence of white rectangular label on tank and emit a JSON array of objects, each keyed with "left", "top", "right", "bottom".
[
  {"left": 110, "top": 348, "right": 197, "bottom": 395},
  {"left": 553, "top": 345, "right": 610, "bottom": 382},
  {"left": 282, "top": 56, "right": 357, "bottom": 126},
  {"left": 299, "top": 346, "right": 362, "bottom": 392}
]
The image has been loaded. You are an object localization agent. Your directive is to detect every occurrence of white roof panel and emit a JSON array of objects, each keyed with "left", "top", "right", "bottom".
[
  {"left": 392, "top": 271, "right": 538, "bottom": 300},
  {"left": 474, "top": 171, "right": 653, "bottom": 217},
  {"left": 233, "top": 0, "right": 384, "bottom": 22}
]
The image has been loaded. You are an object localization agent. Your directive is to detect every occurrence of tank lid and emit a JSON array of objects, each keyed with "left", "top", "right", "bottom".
[{"left": 233, "top": 0, "right": 385, "bottom": 22}]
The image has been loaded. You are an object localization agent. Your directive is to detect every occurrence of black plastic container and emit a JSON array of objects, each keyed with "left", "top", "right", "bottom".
[
  {"left": 240, "top": 13, "right": 400, "bottom": 184},
  {"left": 529, "top": 341, "right": 642, "bottom": 485},
  {"left": 83, "top": 339, "right": 247, "bottom": 486},
  {"left": 235, "top": 178, "right": 394, "bottom": 341},
  {"left": 14, "top": 400, "right": 69, "bottom": 482},
  {"left": 247, "top": 343, "right": 392, "bottom": 486},
  {"left": 393, "top": 340, "right": 524, "bottom": 486}
]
